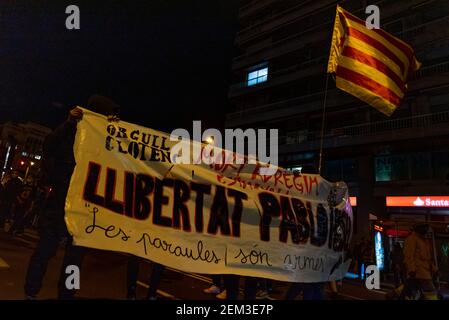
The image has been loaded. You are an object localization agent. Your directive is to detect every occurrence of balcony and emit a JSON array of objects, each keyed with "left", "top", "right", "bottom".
[
  {"left": 279, "top": 110, "right": 449, "bottom": 153},
  {"left": 416, "top": 61, "right": 449, "bottom": 78},
  {"left": 233, "top": 14, "right": 449, "bottom": 73},
  {"left": 232, "top": 21, "right": 331, "bottom": 71},
  {"left": 235, "top": 0, "right": 336, "bottom": 45},
  {"left": 229, "top": 55, "right": 327, "bottom": 98},
  {"left": 239, "top": 0, "right": 277, "bottom": 19},
  {"left": 235, "top": 0, "right": 426, "bottom": 46},
  {"left": 227, "top": 58, "right": 449, "bottom": 127}
]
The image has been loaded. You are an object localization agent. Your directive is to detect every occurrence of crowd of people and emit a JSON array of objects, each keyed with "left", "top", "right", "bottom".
[{"left": 351, "top": 227, "right": 440, "bottom": 300}]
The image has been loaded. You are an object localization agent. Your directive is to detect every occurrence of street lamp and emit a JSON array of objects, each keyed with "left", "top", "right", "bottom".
[{"left": 205, "top": 136, "right": 214, "bottom": 145}]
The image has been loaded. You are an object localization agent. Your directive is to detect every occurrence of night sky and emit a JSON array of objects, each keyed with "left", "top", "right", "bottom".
[{"left": 0, "top": 0, "right": 240, "bottom": 131}]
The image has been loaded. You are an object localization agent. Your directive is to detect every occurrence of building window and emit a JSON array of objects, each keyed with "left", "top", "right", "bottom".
[
  {"left": 375, "top": 152, "right": 434, "bottom": 182},
  {"left": 247, "top": 67, "right": 268, "bottom": 86},
  {"left": 432, "top": 151, "right": 449, "bottom": 179},
  {"left": 410, "top": 153, "right": 431, "bottom": 180},
  {"left": 324, "top": 159, "right": 357, "bottom": 182},
  {"left": 375, "top": 154, "right": 408, "bottom": 182}
]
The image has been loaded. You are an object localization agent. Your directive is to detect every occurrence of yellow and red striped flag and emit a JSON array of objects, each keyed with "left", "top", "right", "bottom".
[{"left": 327, "top": 5, "right": 421, "bottom": 116}]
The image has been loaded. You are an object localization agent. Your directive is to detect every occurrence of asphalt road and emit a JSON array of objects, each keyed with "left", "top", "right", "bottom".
[{"left": 0, "top": 227, "right": 388, "bottom": 300}]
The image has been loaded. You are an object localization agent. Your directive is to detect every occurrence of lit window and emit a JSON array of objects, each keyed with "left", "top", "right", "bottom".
[{"left": 247, "top": 67, "right": 268, "bottom": 86}]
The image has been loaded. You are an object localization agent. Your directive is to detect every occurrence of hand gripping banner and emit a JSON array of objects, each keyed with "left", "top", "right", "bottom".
[{"left": 65, "top": 108, "right": 353, "bottom": 282}]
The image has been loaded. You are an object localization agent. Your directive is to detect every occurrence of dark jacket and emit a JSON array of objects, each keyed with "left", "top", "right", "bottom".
[
  {"left": 41, "top": 120, "right": 77, "bottom": 188},
  {"left": 38, "top": 119, "right": 77, "bottom": 236},
  {"left": 2, "top": 177, "right": 23, "bottom": 204}
]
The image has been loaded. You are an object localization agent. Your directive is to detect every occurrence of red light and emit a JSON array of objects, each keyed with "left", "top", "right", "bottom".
[
  {"left": 20, "top": 160, "right": 25, "bottom": 166},
  {"left": 374, "top": 225, "right": 384, "bottom": 232}
]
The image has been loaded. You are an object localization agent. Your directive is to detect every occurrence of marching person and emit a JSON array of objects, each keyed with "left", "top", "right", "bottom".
[
  {"left": 203, "top": 275, "right": 224, "bottom": 296},
  {"left": 403, "top": 224, "right": 439, "bottom": 300},
  {"left": 390, "top": 242, "right": 405, "bottom": 287},
  {"left": 0, "top": 170, "right": 23, "bottom": 229},
  {"left": 24, "top": 95, "right": 121, "bottom": 300},
  {"left": 9, "top": 175, "right": 36, "bottom": 236},
  {"left": 126, "top": 255, "right": 165, "bottom": 300}
]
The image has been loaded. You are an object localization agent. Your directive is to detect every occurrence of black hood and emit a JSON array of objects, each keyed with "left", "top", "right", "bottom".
[{"left": 87, "top": 95, "right": 121, "bottom": 116}]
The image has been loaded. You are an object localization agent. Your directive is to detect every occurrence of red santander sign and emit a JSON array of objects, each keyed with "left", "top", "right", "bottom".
[{"left": 386, "top": 196, "right": 449, "bottom": 208}]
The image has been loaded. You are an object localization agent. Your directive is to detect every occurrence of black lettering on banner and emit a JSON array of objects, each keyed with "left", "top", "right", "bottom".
[
  {"left": 105, "top": 168, "right": 124, "bottom": 214},
  {"left": 149, "top": 147, "right": 160, "bottom": 162},
  {"left": 331, "top": 208, "right": 352, "bottom": 253},
  {"left": 191, "top": 182, "right": 211, "bottom": 233},
  {"left": 207, "top": 186, "right": 231, "bottom": 236},
  {"left": 134, "top": 174, "right": 154, "bottom": 220},
  {"left": 106, "top": 124, "right": 116, "bottom": 136},
  {"left": 279, "top": 196, "right": 299, "bottom": 244},
  {"left": 139, "top": 143, "right": 148, "bottom": 161},
  {"left": 227, "top": 189, "right": 247, "bottom": 237},
  {"left": 331, "top": 209, "right": 344, "bottom": 252},
  {"left": 290, "top": 198, "right": 310, "bottom": 244},
  {"left": 117, "top": 140, "right": 128, "bottom": 154},
  {"left": 136, "top": 233, "right": 221, "bottom": 264},
  {"left": 117, "top": 126, "right": 127, "bottom": 138},
  {"left": 173, "top": 180, "right": 191, "bottom": 231},
  {"left": 258, "top": 192, "right": 280, "bottom": 241},
  {"left": 160, "top": 136, "right": 170, "bottom": 150},
  {"left": 124, "top": 172, "right": 135, "bottom": 218},
  {"left": 328, "top": 206, "right": 334, "bottom": 249},
  {"left": 141, "top": 133, "right": 151, "bottom": 145},
  {"left": 105, "top": 136, "right": 114, "bottom": 151},
  {"left": 83, "top": 162, "right": 105, "bottom": 206},
  {"left": 130, "top": 130, "right": 140, "bottom": 140},
  {"left": 153, "top": 178, "right": 173, "bottom": 227},
  {"left": 152, "top": 135, "right": 160, "bottom": 148},
  {"left": 283, "top": 254, "right": 324, "bottom": 272},
  {"left": 234, "top": 245, "right": 272, "bottom": 266},
  {"left": 310, "top": 203, "right": 328, "bottom": 247},
  {"left": 128, "top": 141, "right": 140, "bottom": 159},
  {"left": 84, "top": 204, "right": 131, "bottom": 241}
]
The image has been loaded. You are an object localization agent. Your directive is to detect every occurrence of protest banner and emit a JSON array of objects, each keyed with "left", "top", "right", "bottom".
[{"left": 65, "top": 108, "right": 353, "bottom": 282}]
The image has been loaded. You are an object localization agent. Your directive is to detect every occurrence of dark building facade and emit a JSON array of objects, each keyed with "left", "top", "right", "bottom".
[
  {"left": 0, "top": 121, "right": 51, "bottom": 181},
  {"left": 226, "top": 0, "right": 449, "bottom": 275}
]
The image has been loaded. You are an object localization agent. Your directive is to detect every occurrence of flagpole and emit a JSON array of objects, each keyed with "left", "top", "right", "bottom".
[{"left": 318, "top": 73, "right": 330, "bottom": 175}]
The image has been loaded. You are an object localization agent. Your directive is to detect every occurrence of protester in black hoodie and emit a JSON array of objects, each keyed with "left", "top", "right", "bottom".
[{"left": 24, "top": 95, "right": 120, "bottom": 299}]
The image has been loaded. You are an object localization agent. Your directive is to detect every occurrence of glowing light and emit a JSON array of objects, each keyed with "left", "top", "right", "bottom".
[
  {"left": 375, "top": 231, "right": 384, "bottom": 270},
  {"left": 374, "top": 225, "right": 383, "bottom": 232},
  {"left": 387, "top": 196, "right": 449, "bottom": 208},
  {"left": 3, "top": 146, "right": 11, "bottom": 169}
]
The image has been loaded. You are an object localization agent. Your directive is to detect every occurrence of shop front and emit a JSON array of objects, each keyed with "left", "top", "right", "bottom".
[{"left": 371, "top": 196, "right": 449, "bottom": 284}]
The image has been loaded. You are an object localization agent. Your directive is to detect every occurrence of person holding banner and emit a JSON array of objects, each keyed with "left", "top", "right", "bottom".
[
  {"left": 126, "top": 255, "right": 165, "bottom": 300},
  {"left": 403, "top": 224, "right": 439, "bottom": 300},
  {"left": 24, "top": 95, "right": 120, "bottom": 300}
]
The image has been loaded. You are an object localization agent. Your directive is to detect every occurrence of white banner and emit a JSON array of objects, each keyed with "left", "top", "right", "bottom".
[{"left": 65, "top": 108, "right": 353, "bottom": 282}]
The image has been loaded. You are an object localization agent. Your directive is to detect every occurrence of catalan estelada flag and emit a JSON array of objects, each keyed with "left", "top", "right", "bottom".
[{"left": 327, "top": 5, "right": 421, "bottom": 116}]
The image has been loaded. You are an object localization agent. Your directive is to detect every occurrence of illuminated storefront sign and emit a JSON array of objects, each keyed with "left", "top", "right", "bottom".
[
  {"left": 374, "top": 231, "right": 384, "bottom": 270},
  {"left": 386, "top": 196, "right": 449, "bottom": 208}
]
